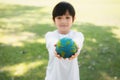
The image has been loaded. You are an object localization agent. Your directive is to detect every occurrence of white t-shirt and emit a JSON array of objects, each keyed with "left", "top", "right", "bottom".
[{"left": 45, "top": 30, "right": 84, "bottom": 80}]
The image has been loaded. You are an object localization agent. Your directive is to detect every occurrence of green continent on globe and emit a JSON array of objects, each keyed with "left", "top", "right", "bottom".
[{"left": 56, "top": 37, "right": 77, "bottom": 58}]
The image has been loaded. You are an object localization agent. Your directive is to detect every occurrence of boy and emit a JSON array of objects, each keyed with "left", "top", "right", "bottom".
[{"left": 45, "top": 1, "right": 84, "bottom": 80}]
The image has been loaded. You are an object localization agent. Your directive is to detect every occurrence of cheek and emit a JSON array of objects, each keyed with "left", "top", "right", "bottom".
[
  {"left": 55, "top": 22, "right": 60, "bottom": 27},
  {"left": 68, "top": 21, "right": 73, "bottom": 26},
  {"left": 54, "top": 20, "right": 60, "bottom": 24}
]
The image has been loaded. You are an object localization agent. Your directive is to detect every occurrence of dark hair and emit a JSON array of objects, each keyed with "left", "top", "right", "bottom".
[{"left": 52, "top": 1, "right": 75, "bottom": 21}]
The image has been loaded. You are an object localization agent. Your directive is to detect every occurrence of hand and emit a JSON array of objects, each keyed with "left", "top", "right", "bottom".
[
  {"left": 54, "top": 50, "right": 62, "bottom": 60},
  {"left": 54, "top": 44, "right": 62, "bottom": 60},
  {"left": 54, "top": 44, "right": 80, "bottom": 60},
  {"left": 69, "top": 45, "right": 80, "bottom": 60},
  {"left": 69, "top": 53, "right": 79, "bottom": 60}
]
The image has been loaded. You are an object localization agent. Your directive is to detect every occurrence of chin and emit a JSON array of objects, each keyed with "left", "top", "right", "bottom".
[
  {"left": 61, "top": 29, "right": 69, "bottom": 32},
  {"left": 61, "top": 28, "right": 67, "bottom": 31}
]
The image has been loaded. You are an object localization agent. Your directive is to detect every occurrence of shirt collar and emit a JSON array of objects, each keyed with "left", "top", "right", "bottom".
[{"left": 56, "top": 30, "right": 72, "bottom": 39}]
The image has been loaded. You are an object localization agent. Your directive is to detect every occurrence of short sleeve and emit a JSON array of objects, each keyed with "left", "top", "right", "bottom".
[
  {"left": 45, "top": 31, "right": 57, "bottom": 51},
  {"left": 45, "top": 32, "right": 51, "bottom": 49},
  {"left": 74, "top": 32, "right": 84, "bottom": 55},
  {"left": 45, "top": 31, "right": 57, "bottom": 57}
]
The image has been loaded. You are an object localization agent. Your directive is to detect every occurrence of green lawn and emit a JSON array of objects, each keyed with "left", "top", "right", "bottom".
[{"left": 0, "top": 1, "right": 120, "bottom": 80}]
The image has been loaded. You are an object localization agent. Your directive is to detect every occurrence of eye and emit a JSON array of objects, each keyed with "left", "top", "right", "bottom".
[
  {"left": 57, "top": 16, "right": 62, "bottom": 19},
  {"left": 66, "top": 16, "right": 70, "bottom": 19}
]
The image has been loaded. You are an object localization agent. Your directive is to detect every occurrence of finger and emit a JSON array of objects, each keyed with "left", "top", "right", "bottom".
[
  {"left": 69, "top": 57, "right": 74, "bottom": 60},
  {"left": 57, "top": 55, "right": 62, "bottom": 59},
  {"left": 64, "top": 58, "right": 67, "bottom": 60},
  {"left": 70, "top": 54, "right": 75, "bottom": 59},
  {"left": 75, "top": 53, "right": 79, "bottom": 56},
  {"left": 57, "top": 54, "right": 60, "bottom": 57},
  {"left": 54, "top": 53, "right": 58, "bottom": 57},
  {"left": 72, "top": 55, "right": 75, "bottom": 58},
  {"left": 58, "top": 57, "right": 62, "bottom": 60},
  {"left": 54, "top": 50, "right": 62, "bottom": 59},
  {"left": 55, "top": 54, "right": 59, "bottom": 58},
  {"left": 54, "top": 44, "right": 56, "bottom": 47},
  {"left": 56, "top": 54, "right": 60, "bottom": 58},
  {"left": 69, "top": 55, "right": 76, "bottom": 60}
]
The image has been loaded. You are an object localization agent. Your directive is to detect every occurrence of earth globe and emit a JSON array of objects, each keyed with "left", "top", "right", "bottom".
[{"left": 56, "top": 37, "right": 78, "bottom": 58}]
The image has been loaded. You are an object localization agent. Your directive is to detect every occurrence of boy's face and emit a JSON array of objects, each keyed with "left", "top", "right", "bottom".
[{"left": 54, "top": 11, "right": 74, "bottom": 34}]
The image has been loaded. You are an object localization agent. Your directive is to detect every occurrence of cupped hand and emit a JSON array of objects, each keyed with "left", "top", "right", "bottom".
[
  {"left": 54, "top": 44, "right": 62, "bottom": 60},
  {"left": 69, "top": 45, "right": 80, "bottom": 60},
  {"left": 54, "top": 44, "right": 80, "bottom": 60},
  {"left": 69, "top": 53, "right": 79, "bottom": 60}
]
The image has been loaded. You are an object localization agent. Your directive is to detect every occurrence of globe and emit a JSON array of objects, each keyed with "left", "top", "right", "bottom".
[{"left": 56, "top": 37, "right": 78, "bottom": 58}]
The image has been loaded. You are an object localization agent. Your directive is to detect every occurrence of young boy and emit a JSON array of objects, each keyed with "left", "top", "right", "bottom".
[{"left": 45, "top": 1, "right": 84, "bottom": 80}]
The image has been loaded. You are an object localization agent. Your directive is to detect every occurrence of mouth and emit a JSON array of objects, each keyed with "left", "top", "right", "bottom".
[{"left": 60, "top": 25, "right": 68, "bottom": 27}]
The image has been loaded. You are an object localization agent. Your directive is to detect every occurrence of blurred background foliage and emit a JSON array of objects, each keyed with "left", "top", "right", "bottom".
[{"left": 0, "top": 0, "right": 120, "bottom": 80}]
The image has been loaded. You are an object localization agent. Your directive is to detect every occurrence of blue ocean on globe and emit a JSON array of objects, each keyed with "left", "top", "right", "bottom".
[{"left": 56, "top": 37, "right": 77, "bottom": 58}]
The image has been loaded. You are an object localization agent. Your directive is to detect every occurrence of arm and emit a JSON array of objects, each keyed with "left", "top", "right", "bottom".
[
  {"left": 45, "top": 32, "right": 62, "bottom": 59},
  {"left": 69, "top": 32, "right": 84, "bottom": 60}
]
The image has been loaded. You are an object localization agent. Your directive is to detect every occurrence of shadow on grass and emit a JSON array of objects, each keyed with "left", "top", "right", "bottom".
[
  {"left": 0, "top": 41, "right": 48, "bottom": 80},
  {"left": 0, "top": 22, "right": 120, "bottom": 80},
  {"left": 73, "top": 23, "right": 120, "bottom": 80}
]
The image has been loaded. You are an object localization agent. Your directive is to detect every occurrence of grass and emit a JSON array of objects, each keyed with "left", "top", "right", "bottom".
[{"left": 0, "top": 1, "right": 120, "bottom": 80}]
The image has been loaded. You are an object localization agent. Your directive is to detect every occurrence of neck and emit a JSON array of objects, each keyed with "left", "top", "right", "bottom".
[{"left": 58, "top": 30, "right": 70, "bottom": 34}]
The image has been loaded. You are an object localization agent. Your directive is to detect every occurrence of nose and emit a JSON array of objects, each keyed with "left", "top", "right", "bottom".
[{"left": 61, "top": 18, "right": 67, "bottom": 23}]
